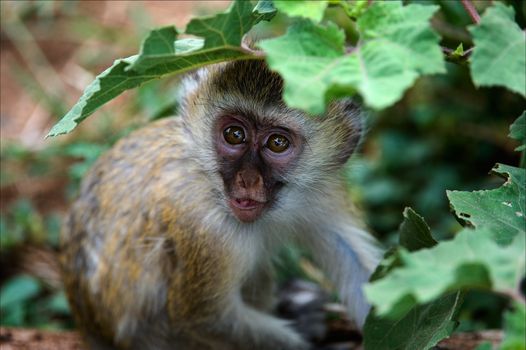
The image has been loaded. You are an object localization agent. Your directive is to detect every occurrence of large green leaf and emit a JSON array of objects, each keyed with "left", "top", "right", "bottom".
[
  {"left": 364, "top": 228, "right": 525, "bottom": 318},
  {"left": 364, "top": 208, "right": 460, "bottom": 350},
  {"left": 468, "top": 3, "right": 526, "bottom": 97},
  {"left": 48, "top": 0, "right": 275, "bottom": 137},
  {"left": 447, "top": 164, "right": 526, "bottom": 245},
  {"left": 260, "top": 1, "right": 445, "bottom": 114},
  {"left": 364, "top": 292, "right": 461, "bottom": 350}
]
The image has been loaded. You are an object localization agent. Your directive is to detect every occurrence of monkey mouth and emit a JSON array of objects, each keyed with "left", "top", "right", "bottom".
[{"left": 228, "top": 198, "right": 267, "bottom": 223}]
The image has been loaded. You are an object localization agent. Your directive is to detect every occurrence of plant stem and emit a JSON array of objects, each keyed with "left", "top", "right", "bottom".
[{"left": 461, "top": 0, "right": 481, "bottom": 24}]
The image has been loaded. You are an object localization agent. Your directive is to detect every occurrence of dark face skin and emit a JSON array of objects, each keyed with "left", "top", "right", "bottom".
[{"left": 215, "top": 114, "right": 303, "bottom": 223}]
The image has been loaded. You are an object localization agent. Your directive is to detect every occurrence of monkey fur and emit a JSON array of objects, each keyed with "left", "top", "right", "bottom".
[{"left": 60, "top": 60, "right": 382, "bottom": 350}]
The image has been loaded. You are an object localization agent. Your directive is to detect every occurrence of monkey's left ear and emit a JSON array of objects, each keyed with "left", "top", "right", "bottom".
[{"left": 333, "top": 100, "right": 363, "bottom": 164}]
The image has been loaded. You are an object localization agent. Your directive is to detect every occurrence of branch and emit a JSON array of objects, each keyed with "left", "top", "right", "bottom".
[
  {"left": 461, "top": 0, "right": 481, "bottom": 24},
  {"left": 431, "top": 17, "right": 472, "bottom": 43}
]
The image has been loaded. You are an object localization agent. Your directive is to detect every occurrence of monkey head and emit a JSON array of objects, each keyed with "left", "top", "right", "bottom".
[{"left": 179, "top": 60, "right": 363, "bottom": 224}]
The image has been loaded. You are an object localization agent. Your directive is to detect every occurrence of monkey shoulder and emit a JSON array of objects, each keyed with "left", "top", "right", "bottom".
[
  {"left": 61, "top": 116, "right": 197, "bottom": 270},
  {"left": 60, "top": 117, "right": 197, "bottom": 339}
]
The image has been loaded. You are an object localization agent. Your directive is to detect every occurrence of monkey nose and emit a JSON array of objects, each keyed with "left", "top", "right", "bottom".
[{"left": 237, "top": 169, "right": 263, "bottom": 189}]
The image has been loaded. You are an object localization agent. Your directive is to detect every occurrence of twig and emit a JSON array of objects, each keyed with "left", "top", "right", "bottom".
[
  {"left": 461, "top": 0, "right": 481, "bottom": 24},
  {"left": 431, "top": 17, "right": 472, "bottom": 43}
]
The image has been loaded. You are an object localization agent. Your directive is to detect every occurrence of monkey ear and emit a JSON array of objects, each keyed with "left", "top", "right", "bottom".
[
  {"left": 177, "top": 68, "right": 211, "bottom": 114},
  {"left": 176, "top": 67, "right": 213, "bottom": 116},
  {"left": 333, "top": 100, "right": 363, "bottom": 164}
]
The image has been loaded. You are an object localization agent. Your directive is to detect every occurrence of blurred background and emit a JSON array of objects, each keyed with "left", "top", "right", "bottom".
[{"left": 0, "top": 0, "right": 524, "bottom": 334}]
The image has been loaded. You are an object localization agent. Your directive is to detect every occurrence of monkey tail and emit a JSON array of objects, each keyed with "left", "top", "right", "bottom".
[{"left": 17, "top": 245, "right": 62, "bottom": 288}]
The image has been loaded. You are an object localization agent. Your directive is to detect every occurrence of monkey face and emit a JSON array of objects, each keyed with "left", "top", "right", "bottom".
[
  {"left": 215, "top": 114, "right": 303, "bottom": 223},
  {"left": 179, "top": 60, "right": 363, "bottom": 224}
]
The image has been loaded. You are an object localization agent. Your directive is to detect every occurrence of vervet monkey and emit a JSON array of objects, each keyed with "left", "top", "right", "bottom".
[{"left": 60, "top": 60, "right": 382, "bottom": 350}]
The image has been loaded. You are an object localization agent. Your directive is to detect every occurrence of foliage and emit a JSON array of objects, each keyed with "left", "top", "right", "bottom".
[
  {"left": 364, "top": 292, "right": 462, "bottom": 350},
  {"left": 447, "top": 164, "right": 526, "bottom": 245},
  {"left": 261, "top": 1, "right": 445, "bottom": 113},
  {"left": 398, "top": 207, "right": 437, "bottom": 251},
  {"left": 47, "top": 0, "right": 276, "bottom": 136},
  {"left": 0, "top": 199, "right": 59, "bottom": 251},
  {"left": 509, "top": 112, "right": 526, "bottom": 151},
  {"left": 1, "top": 0, "right": 525, "bottom": 347},
  {"left": 366, "top": 228, "right": 524, "bottom": 317},
  {"left": 0, "top": 275, "right": 40, "bottom": 310},
  {"left": 364, "top": 113, "right": 525, "bottom": 349},
  {"left": 0, "top": 275, "right": 69, "bottom": 329},
  {"left": 509, "top": 112, "right": 526, "bottom": 167},
  {"left": 50, "top": 0, "right": 523, "bottom": 133},
  {"left": 46, "top": 1, "right": 524, "bottom": 134},
  {"left": 0, "top": 275, "right": 41, "bottom": 326},
  {"left": 273, "top": 0, "right": 328, "bottom": 23},
  {"left": 364, "top": 208, "right": 463, "bottom": 350},
  {"left": 500, "top": 303, "right": 526, "bottom": 350},
  {"left": 469, "top": 3, "right": 526, "bottom": 97}
]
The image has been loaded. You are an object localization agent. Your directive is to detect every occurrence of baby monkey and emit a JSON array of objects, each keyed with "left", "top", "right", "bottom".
[{"left": 60, "top": 60, "right": 382, "bottom": 350}]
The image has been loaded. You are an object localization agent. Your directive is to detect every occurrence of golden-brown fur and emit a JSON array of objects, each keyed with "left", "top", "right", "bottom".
[{"left": 60, "top": 60, "right": 382, "bottom": 350}]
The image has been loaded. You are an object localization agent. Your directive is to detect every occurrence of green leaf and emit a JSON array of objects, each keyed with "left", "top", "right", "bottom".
[
  {"left": 468, "top": 3, "right": 526, "bottom": 97},
  {"left": 48, "top": 0, "right": 275, "bottom": 137},
  {"left": 47, "top": 58, "right": 141, "bottom": 137},
  {"left": 398, "top": 207, "right": 437, "bottom": 252},
  {"left": 369, "top": 248, "right": 400, "bottom": 282},
  {"left": 500, "top": 302, "right": 526, "bottom": 350},
  {"left": 364, "top": 228, "right": 525, "bottom": 318},
  {"left": 509, "top": 112, "right": 526, "bottom": 152},
  {"left": 342, "top": 0, "right": 368, "bottom": 19},
  {"left": 254, "top": 0, "right": 276, "bottom": 17},
  {"left": 260, "top": 1, "right": 445, "bottom": 114},
  {"left": 447, "top": 164, "right": 526, "bottom": 245},
  {"left": 0, "top": 275, "right": 41, "bottom": 309},
  {"left": 184, "top": 0, "right": 276, "bottom": 49},
  {"left": 274, "top": 0, "right": 328, "bottom": 23},
  {"left": 260, "top": 20, "right": 346, "bottom": 115},
  {"left": 139, "top": 26, "right": 176, "bottom": 55},
  {"left": 364, "top": 209, "right": 460, "bottom": 350},
  {"left": 364, "top": 292, "right": 461, "bottom": 350},
  {"left": 45, "top": 292, "right": 71, "bottom": 314},
  {"left": 174, "top": 38, "right": 205, "bottom": 54},
  {"left": 452, "top": 43, "right": 464, "bottom": 57},
  {"left": 1, "top": 303, "right": 24, "bottom": 326}
]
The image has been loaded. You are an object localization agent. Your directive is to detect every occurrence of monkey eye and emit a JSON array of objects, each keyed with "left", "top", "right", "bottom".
[
  {"left": 266, "top": 134, "right": 290, "bottom": 153},
  {"left": 223, "top": 126, "right": 246, "bottom": 145}
]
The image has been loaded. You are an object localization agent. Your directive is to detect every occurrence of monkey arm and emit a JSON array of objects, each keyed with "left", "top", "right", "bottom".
[
  {"left": 165, "top": 225, "right": 308, "bottom": 350},
  {"left": 300, "top": 216, "right": 383, "bottom": 328},
  {"left": 241, "top": 259, "right": 275, "bottom": 311},
  {"left": 205, "top": 295, "right": 309, "bottom": 350}
]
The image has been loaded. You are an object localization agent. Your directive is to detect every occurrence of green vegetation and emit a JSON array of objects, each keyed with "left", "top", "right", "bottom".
[{"left": 1, "top": 1, "right": 524, "bottom": 349}]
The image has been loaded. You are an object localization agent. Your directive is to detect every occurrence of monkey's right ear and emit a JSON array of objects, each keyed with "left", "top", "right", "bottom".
[
  {"left": 176, "top": 65, "right": 218, "bottom": 116},
  {"left": 332, "top": 100, "right": 364, "bottom": 164},
  {"left": 177, "top": 69, "right": 210, "bottom": 112}
]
